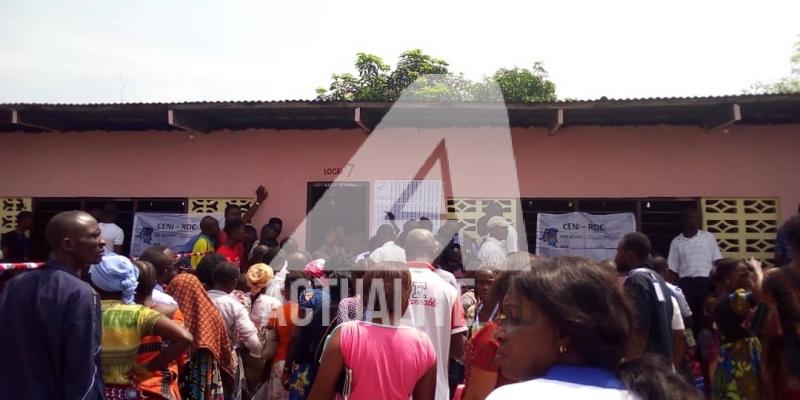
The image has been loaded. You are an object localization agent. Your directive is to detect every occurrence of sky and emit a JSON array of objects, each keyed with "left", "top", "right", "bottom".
[{"left": 1, "top": 0, "right": 798, "bottom": 103}]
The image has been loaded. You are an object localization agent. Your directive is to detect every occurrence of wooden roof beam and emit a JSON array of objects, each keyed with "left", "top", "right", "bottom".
[
  {"left": 548, "top": 108, "right": 564, "bottom": 135},
  {"left": 703, "top": 103, "right": 741, "bottom": 132},
  {"left": 168, "top": 109, "right": 211, "bottom": 132},
  {"left": 0, "top": 110, "right": 57, "bottom": 132}
]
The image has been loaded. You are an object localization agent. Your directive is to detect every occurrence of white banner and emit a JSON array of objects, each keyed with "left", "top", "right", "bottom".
[
  {"left": 131, "top": 212, "right": 223, "bottom": 257},
  {"left": 535, "top": 212, "right": 636, "bottom": 261}
]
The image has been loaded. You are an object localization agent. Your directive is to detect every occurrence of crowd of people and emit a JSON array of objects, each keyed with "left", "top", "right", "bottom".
[{"left": 1, "top": 199, "right": 799, "bottom": 400}]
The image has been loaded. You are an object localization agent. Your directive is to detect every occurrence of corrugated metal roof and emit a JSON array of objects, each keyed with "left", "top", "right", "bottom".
[
  {"left": 0, "top": 92, "right": 798, "bottom": 107},
  {"left": 1, "top": 93, "right": 799, "bottom": 132}
]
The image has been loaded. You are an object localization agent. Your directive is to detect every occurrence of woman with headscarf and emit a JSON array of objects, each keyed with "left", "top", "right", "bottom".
[
  {"left": 167, "top": 273, "right": 236, "bottom": 400},
  {"left": 248, "top": 263, "right": 281, "bottom": 330},
  {"left": 242, "top": 263, "right": 281, "bottom": 395},
  {"left": 89, "top": 255, "right": 193, "bottom": 400}
]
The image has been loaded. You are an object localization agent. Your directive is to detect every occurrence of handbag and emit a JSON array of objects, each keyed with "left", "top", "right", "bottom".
[{"left": 260, "top": 325, "right": 280, "bottom": 360}]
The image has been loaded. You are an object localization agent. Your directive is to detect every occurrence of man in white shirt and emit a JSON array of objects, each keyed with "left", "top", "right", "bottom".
[
  {"left": 477, "top": 202, "right": 518, "bottom": 254},
  {"left": 207, "top": 261, "right": 262, "bottom": 358},
  {"left": 667, "top": 208, "right": 722, "bottom": 334},
  {"left": 138, "top": 245, "right": 179, "bottom": 306},
  {"left": 403, "top": 229, "right": 467, "bottom": 400},
  {"left": 369, "top": 240, "right": 407, "bottom": 264},
  {"left": 478, "top": 216, "right": 510, "bottom": 267},
  {"left": 94, "top": 204, "right": 124, "bottom": 254},
  {"left": 369, "top": 225, "right": 406, "bottom": 264}
]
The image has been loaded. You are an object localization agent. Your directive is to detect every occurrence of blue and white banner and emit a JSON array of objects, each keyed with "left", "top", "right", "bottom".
[
  {"left": 535, "top": 212, "right": 636, "bottom": 261},
  {"left": 131, "top": 212, "right": 223, "bottom": 257}
]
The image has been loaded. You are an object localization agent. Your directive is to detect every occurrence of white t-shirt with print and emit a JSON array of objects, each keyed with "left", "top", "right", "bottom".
[
  {"left": 667, "top": 230, "right": 722, "bottom": 278},
  {"left": 402, "top": 263, "right": 467, "bottom": 400},
  {"left": 99, "top": 222, "right": 124, "bottom": 252}
]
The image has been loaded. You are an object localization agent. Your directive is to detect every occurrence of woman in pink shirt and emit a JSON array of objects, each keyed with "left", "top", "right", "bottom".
[{"left": 309, "top": 261, "right": 437, "bottom": 400}]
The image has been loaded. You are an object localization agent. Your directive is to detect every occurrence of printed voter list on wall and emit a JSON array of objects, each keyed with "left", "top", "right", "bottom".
[
  {"left": 536, "top": 212, "right": 636, "bottom": 261},
  {"left": 131, "top": 212, "right": 223, "bottom": 257},
  {"left": 371, "top": 180, "right": 443, "bottom": 235}
]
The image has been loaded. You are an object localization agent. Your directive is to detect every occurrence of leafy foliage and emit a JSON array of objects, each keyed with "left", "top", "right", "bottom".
[
  {"left": 748, "top": 38, "right": 800, "bottom": 94},
  {"left": 316, "top": 49, "right": 557, "bottom": 102}
]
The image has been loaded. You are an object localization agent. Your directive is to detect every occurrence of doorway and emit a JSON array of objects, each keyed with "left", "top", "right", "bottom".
[{"left": 306, "top": 182, "right": 369, "bottom": 254}]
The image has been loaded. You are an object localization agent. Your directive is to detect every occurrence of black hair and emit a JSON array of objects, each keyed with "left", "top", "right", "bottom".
[
  {"left": 133, "top": 260, "right": 157, "bottom": 299},
  {"left": 324, "top": 248, "right": 356, "bottom": 271},
  {"left": 284, "top": 270, "right": 307, "bottom": 298},
  {"left": 196, "top": 253, "right": 226, "bottom": 288},
  {"left": 618, "top": 354, "right": 701, "bottom": 400},
  {"left": 16, "top": 211, "right": 33, "bottom": 222},
  {"left": 327, "top": 270, "right": 352, "bottom": 305},
  {"left": 513, "top": 257, "right": 695, "bottom": 399},
  {"left": 224, "top": 204, "right": 241, "bottom": 215},
  {"left": 783, "top": 214, "right": 800, "bottom": 250},
  {"left": 139, "top": 245, "right": 170, "bottom": 275},
  {"left": 224, "top": 219, "right": 245, "bottom": 235},
  {"left": 236, "top": 273, "right": 250, "bottom": 292},
  {"left": 505, "top": 251, "right": 536, "bottom": 270},
  {"left": 513, "top": 257, "right": 634, "bottom": 369},
  {"left": 621, "top": 232, "right": 651, "bottom": 260},
  {"left": 650, "top": 255, "right": 669, "bottom": 274},
  {"left": 489, "top": 270, "right": 517, "bottom": 309},
  {"left": 213, "top": 261, "right": 240, "bottom": 287},
  {"left": 244, "top": 224, "right": 257, "bottom": 235},
  {"left": 261, "top": 223, "right": 279, "bottom": 234},
  {"left": 711, "top": 257, "right": 744, "bottom": 284},
  {"left": 262, "top": 247, "right": 280, "bottom": 265},
  {"left": 269, "top": 217, "right": 283, "bottom": 226},
  {"left": 363, "top": 262, "right": 411, "bottom": 316}
]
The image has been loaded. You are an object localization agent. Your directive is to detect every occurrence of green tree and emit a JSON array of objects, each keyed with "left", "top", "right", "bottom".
[
  {"left": 316, "top": 49, "right": 557, "bottom": 102},
  {"left": 748, "top": 38, "right": 800, "bottom": 94},
  {"left": 489, "top": 62, "right": 557, "bottom": 102}
]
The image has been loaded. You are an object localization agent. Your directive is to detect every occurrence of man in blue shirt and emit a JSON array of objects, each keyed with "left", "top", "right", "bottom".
[
  {"left": 616, "top": 232, "right": 674, "bottom": 363},
  {"left": 0, "top": 210, "right": 107, "bottom": 399}
]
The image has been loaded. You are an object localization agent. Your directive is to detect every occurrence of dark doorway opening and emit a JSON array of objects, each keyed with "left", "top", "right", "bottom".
[
  {"left": 306, "top": 182, "right": 369, "bottom": 254},
  {"left": 30, "top": 198, "right": 187, "bottom": 260}
]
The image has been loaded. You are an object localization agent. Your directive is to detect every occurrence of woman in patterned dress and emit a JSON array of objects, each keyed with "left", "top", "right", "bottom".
[
  {"left": 710, "top": 258, "right": 765, "bottom": 400},
  {"left": 168, "top": 273, "right": 236, "bottom": 400}
]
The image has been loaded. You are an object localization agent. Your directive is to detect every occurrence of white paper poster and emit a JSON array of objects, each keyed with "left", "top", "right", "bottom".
[
  {"left": 371, "top": 180, "right": 443, "bottom": 235},
  {"left": 535, "top": 212, "right": 636, "bottom": 261},
  {"left": 131, "top": 212, "right": 223, "bottom": 257}
]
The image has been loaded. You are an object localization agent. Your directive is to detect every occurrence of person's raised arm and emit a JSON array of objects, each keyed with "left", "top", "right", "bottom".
[
  {"left": 412, "top": 364, "right": 437, "bottom": 400},
  {"left": 308, "top": 330, "right": 344, "bottom": 400},
  {"left": 135, "top": 317, "right": 193, "bottom": 379},
  {"left": 242, "top": 185, "right": 268, "bottom": 224}
]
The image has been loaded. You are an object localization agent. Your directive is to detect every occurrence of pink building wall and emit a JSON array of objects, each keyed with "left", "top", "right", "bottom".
[{"left": 1, "top": 124, "right": 798, "bottom": 233}]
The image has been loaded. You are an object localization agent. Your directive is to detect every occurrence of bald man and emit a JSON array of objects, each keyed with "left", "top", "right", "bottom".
[
  {"left": 404, "top": 229, "right": 467, "bottom": 400},
  {"left": 0, "top": 210, "right": 106, "bottom": 399}
]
